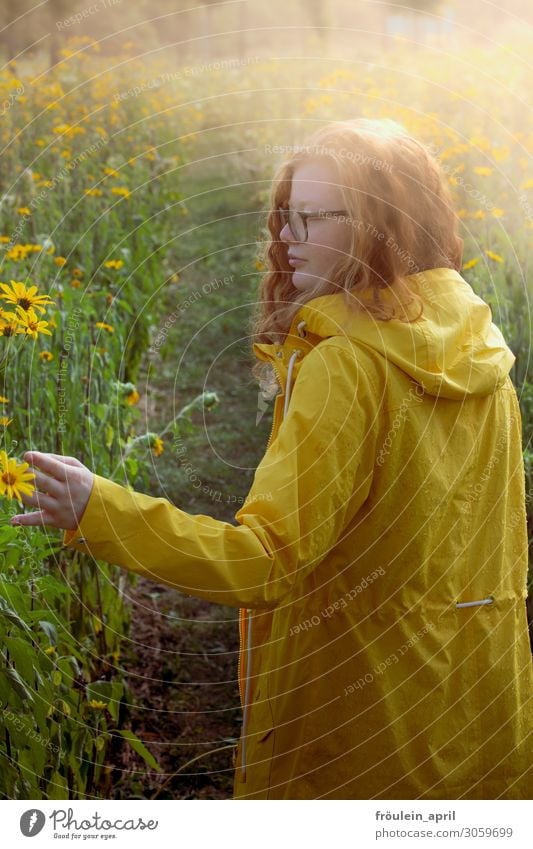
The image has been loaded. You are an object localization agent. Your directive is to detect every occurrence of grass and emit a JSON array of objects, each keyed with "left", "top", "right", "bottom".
[{"left": 138, "top": 156, "right": 274, "bottom": 520}]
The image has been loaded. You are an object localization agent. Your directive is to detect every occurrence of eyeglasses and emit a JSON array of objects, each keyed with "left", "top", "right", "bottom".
[{"left": 277, "top": 207, "right": 348, "bottom": 242}]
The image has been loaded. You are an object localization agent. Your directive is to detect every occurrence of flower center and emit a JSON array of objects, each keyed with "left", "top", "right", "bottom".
[
  {"left": 2, "top": 471, "right": 16, "bottom": 486},
  {"left": 18, "top": 297, "right": 32, "bottom": 310}
]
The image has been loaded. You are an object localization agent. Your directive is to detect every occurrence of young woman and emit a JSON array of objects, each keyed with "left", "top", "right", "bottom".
[{"left": 11, "top": 119, "right": 531, "bottom": 800}]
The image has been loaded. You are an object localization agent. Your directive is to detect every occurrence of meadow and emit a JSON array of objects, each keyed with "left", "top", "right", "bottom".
[{"left": 0, "top": 34, "right": 531, "bottom": 798}]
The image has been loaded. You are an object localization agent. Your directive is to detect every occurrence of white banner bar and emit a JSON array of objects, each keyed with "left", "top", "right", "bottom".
[{"left": 1, "top": 799, "right": 530, "bottom": 848}]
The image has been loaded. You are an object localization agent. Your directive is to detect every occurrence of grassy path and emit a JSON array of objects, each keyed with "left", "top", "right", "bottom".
[{"left": 109, "top": 158, "right": 273, "bottom": 798}]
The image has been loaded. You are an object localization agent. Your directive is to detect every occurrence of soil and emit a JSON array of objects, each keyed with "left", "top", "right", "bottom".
[{"left": 108, "top": 577, "right": 241, "bottom": 800}]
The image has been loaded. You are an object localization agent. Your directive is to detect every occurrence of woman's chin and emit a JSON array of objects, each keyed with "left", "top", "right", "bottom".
[
  {"left": 291, "top": 268, "right": 331, "bottom": 296},
  {"left": 291, "top": 268, "right": 317, "bottom": 290}
]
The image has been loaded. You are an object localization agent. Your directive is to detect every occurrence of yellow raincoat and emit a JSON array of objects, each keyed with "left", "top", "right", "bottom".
[{"left": 63, "top": 268, "right": 531, "bottom": 799}]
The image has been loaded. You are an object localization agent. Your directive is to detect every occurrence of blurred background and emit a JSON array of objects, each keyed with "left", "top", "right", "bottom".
[
  {"left": 0, "top": 0, "right": 531, "bottom": 801},
  {"left": 1, "top": 0, "right": 532, "bottom": 65}
]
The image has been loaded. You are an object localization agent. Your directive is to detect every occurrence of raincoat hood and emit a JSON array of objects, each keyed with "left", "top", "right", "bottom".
[{"left": 258, "top": 268, "right": 515, "bottom": 400}]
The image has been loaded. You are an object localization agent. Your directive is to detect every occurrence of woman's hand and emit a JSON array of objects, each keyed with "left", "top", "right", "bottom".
[{"left": 9, "top": 451, "right": 94, "bottom": 530}]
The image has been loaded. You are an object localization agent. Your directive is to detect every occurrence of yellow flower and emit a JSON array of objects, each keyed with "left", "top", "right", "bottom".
[
  {"left": 16, "top": 207, "right": 31, "bottom": 215},
  {"left": 0, "top": 451, "right": 35, "bottom": 504},
  {"left": 491, "top": 208, "right": 505, "bottom": 218},
  {"left": 44, "top": 646, "right": 56, "bottom": 655},
  {"left": 70, "top": 278, "right": 81, "bottom": 288},
  {"left": 485, "top": 250, "right": 503, "bottom": 264},
  {"left": 87, "top": 699, "right": 108, "bottom": 711},
  {"left": 6, "top": 244, "right": 39, "bottom": 261},
  {"left": 0, "top": 417, "right": 13, "bottom": 427},
  {"left": 84, "top": 187, "right": 103, "bottom": 197},
  {"left": 72, "top": 267, "right": 84, "bottom": 278},
  {"left": 54, "top": 256, "right": 67, "bottom": 267},
  {"left": 111, "top": 187, "right": 130, "bottom": 199},
  {"left": 472, "top": 209, "right": 486, "bottom": 219},
  {"left": 153, "top": 436, "right": 164, "bottom": 457},
  {"left": 15, "top": 306, "right": 53, "bottom": 338},
  {"left": 473, "top": 166, "right": 493, "bottom": 176},
  {"left": 0, "top": 396, "right": 9, "bottom": 403},
  {"left": 521, "top": 178, "right": 533, "bottom": 190},
  {"left": 39, "top": 350, "right": 54, "bottom": 361},
  {"left": 0, "top": 312, "right": 26, "bottom": 337},
  {"left": 95, "top": 321, "right": 114, "bottom": 333},
  {"left": 53, "top": 123, "right": 85, "bottom": 139},
  {"left": 126, "top": 389, "right": 140, "bottom": 405},
  {"left": 462, "top": 258, "right": 479, "bottom": 271},
  {"left": 0, "top": 235, "right": 11, "bottom": 243},
  {"left": 254, "top": 258, "right": 266, "bottom": 271},
  {"left": 469, "top": 135, "right": 491, "bottom": 151},
  {"left": 0, "top": 280, "right": 54, "bottom": 314},
  {"left": 104, "top": 259, "right": 123, "bottom": 270},
  {"left": 103, "top": 167, "right": 119, "bottom": 176}
]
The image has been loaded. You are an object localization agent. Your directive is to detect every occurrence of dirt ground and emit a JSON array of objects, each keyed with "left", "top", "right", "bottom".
[{"left": 108, "top": 577, "right": 242, "bottom": 800}]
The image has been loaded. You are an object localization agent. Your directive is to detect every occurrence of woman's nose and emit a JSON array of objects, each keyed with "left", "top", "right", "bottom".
[{"left": 280, "top": 221, "right": 296, "bottom": 243}]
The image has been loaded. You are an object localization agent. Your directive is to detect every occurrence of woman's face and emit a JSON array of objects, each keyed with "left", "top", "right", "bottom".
[{"left": 280, "top": 158, "right": 353, "bottom": 292}]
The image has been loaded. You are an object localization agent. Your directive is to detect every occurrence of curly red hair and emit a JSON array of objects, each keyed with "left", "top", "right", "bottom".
[{"left": 249, "top": 118, "right": 463, "bottom": 377}]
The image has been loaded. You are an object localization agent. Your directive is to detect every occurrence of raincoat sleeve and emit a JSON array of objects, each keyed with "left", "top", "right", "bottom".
[{"left": 62, "top": 341, "right": 378, "bottom": 608}]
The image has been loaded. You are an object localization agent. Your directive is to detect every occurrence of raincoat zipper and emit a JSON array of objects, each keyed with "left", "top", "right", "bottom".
[
  {"left": 237, "top": 355, "right": 283, "bottom": 781},
  {"left": 238, "top": 346, "right": 304, "bottom": 783},
  {"left": 265, "top": 356, "right": 284, "bottom": 451}
]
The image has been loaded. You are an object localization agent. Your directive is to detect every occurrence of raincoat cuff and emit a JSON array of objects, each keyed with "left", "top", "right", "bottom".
[{"left": 62, "top": 473, "right": 135, "bottom": 550}]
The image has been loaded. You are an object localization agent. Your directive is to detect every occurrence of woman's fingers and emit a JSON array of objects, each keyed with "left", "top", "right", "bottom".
[
  {"left": 23, "top": 451, "right": 81, "bottom": 481},
  {"left": 37, "top": 452, "right": 84, "bottom": 468},
  {"left": 11, "top": 486, "right": 58, "bottom": 527},
  {"left": 19, "top": 487, "right": 56, "bottom": 512},
  {"left": 10, "top": 452, "right": 93, "bottom": 530},
  {"left": 11, "top": 509, "right": 54, "bottom": 527},
  {"left": 31, "top": 469, "right": 63, "bottom": 499}
]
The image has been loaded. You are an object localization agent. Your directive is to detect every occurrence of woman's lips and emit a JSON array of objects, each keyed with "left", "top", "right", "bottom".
[{"left": 288, "top": 257, "right": 306, "bottom": 266}]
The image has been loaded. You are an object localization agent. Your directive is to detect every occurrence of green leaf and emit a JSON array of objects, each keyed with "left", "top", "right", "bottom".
[
  {"left": 39, "top": 620, "right": 58, "bottom": 645},
  {"left": 0, "top": 666, "right": 34, "bottom": 702},
  {"left": 4, "top": 636, "right": 35, "bottom": 682},
  {"left": 0, "top": 598, "right": 30, "bottom": 632},
  {"left": 46, "top": 769, "right": 69, "bottom": 800},
  {"left": 112, "top": 728, "right": 161, "bottom": 772},
  {"left": 0, "top": 582, "right": 30, "bottom": 616},
  {"left": 0, "top": 525, "right": 19, "bottom": 549},
  {"left": 33, "top": 575, "right": 69, "bottom": 600},
  {"left": 19, "top": 735, "right": 47, "bottom": 777},
  {"left": 105, "top": 424, "right": 114, "bottom": 449}
]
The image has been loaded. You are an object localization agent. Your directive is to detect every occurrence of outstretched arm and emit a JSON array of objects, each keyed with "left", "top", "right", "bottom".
[{"left": 10, "top": 342, "right": 377, "bottom": 609}]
